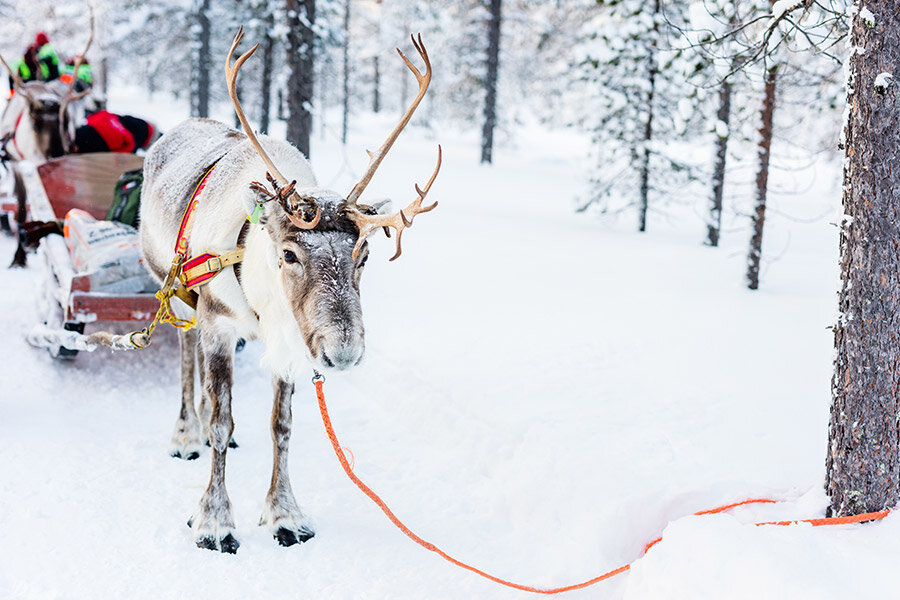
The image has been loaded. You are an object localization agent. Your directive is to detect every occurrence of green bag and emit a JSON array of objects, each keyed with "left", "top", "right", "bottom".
[{"left": 105, "top": 168, "right": 143, "bottom": 228}]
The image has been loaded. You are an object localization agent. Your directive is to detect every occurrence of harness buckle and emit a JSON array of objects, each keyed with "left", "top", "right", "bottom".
[{"left": 206, "top": 255, "right": 222, "bottom": 272}]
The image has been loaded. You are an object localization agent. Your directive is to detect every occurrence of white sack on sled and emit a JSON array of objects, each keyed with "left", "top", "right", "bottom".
[{"left": 63, "top": 209, "right": 157, "bottom": 294}]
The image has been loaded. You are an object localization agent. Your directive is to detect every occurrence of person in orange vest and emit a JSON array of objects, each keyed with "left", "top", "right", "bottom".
[
  {"left": 60, "top": 55, "right": 92, "bottom": 91},
  {"left": 71, "top": 110, "right": 158, "bottom": 154}
]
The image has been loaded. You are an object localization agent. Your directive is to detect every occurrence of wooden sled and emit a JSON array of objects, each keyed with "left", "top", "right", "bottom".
[{"left": 19, "top": 153, "right": 159, "bottom": 358}]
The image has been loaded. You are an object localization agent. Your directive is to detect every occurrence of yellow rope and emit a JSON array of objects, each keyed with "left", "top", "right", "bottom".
[{"left": 126, "top": 255, "right": 196, "bottom": 349}]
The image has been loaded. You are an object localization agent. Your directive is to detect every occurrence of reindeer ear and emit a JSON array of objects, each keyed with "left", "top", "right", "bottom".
[
  {"left": 371, "top": 199, "right": 393, "bottom": 215},
  {"left": 242, "top": 184, "right": 271, "bottom": 225}
]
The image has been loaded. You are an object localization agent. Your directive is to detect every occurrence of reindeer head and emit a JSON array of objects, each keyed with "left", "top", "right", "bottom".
[
  {"left": 0, "top": 15, "right": 92, "bottom": 159},
  {"left": 25, "top": 86, "right": 68, "bottom": 158},
  {"left": 227, "top": 28, "right": 440, "bottom": 372}
]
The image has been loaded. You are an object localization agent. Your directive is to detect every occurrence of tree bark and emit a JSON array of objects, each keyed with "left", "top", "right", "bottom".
[
  {"left": 285, "top": 0, "right": 315, "bottom": 158},
  {"left": 745, "top": 62, "right": 778, "bottom": 290},
  {"left": 372, "top": 56, "right": 381, "bottom": 113},
  {"left": 637, "top": 0, "right": 660, "bottom": 233},
  {"left": 480, "top": 0, "right": 502, "bottom": 164},
  {"left": 706, "top": 77, "right": 731, "bottom": 247},
  {"left": 341, "top": 0, "right": 350, "bottom": 144},
  {"left": 193, "top": 0, "right": 211, "bottom": 118},
  {"left": 826, "top": 0, "right": 900, "bottom": 517},
  {"left": 707, "top": 50, "right": 741, "bottom": 247},
  {"left": 259, "top": 11, "right": 275, "bottom": 135}
]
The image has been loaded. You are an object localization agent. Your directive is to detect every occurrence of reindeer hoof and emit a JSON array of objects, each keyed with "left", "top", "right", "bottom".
[
  {"left": 275, "top": 526, "right": 315, "bottom": 547},
  {"left": 204, "top": 437, "right": 239, "bottom": 449},
  {"left": 195, "top": 533, "right": 240, "bottom": 554},
  {"left": 220, "top": 533, "right": 240, "bottom": 553},
  {"left": 171, "top": 450, "right": 200, "bottom": 460}
]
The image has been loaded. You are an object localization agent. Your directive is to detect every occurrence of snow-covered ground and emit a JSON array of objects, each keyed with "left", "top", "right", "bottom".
[{"left": 2, "top": 88, "right": 899, "bottom": 600}]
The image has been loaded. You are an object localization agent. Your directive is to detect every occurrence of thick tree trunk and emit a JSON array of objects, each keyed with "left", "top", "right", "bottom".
[
  {"left": 341, "top": 0, "right": 350, "bottom": 144},
  {"left": 480, "top": 0, "right": 502, "bottom": 164},
  {"left": 285, "top": 0, "right": 316, "bottom": 158},
  {"left": 193, "top": 0, "right": 211, "bottom": 118},
  {"left": 826, "top": 0, "right": 900, "bottom": 517},
  {"left": 745, "top": 62, "right": 778, "bottom": 290},
  {"left": 707, "top": 75, "right": 733, "bottom": 247},
  {"left": 637, "top": 0, "right": 660, "bottom": 233},
  {"left": 259, "top": 12, "right": 275, "bottom": 135}
]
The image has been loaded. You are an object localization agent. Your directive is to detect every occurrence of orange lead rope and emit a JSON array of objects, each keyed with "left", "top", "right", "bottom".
[{"left": 313, "top": 376, "right": 892, "bottom": 594}]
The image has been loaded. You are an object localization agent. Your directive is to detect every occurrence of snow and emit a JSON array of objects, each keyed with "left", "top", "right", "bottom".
[
  {"left": 714, "top": 119, "right": 729, "bottom": 139},
  {"left": 2, "top": 88, "right": 899, "bottom": 600},
  {"left": 771, "top": 0, "right": 795, "bottom": 20},
  {"left": 874, "top": 72, "right": 893, "bottom": 91},
  {"left": 859, "top": 6, "right": 876, "bottom": 28}
]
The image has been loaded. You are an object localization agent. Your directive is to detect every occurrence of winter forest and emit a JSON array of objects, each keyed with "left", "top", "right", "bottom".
[{"left": 1, "top": 0, "right": 899, "bottom": 598}]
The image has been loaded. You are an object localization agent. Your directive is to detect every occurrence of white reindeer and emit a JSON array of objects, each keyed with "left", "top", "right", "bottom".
[
  {"left": 139, "top": 28, "right": 440, "bottom": 553},
  {"left": 0, "top": 25, "right": 93, "bottom": 265}
]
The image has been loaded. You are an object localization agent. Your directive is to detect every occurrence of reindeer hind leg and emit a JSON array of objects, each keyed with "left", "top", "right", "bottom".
[{"left": 169, "top": 328, "right": 204, "bottom": 460}]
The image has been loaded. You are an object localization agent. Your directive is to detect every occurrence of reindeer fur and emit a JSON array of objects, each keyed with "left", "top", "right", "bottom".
[{"left": 140, "top": 118, "right": 373, "bottom": 553}]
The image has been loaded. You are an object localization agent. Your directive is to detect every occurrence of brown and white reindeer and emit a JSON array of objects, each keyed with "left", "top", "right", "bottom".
[
  {"left": 139, "top": 28, "right": 439, "bottom": 553},
  {"left": 0, "top": 20, "right": 94, "bottom": 163},
  {"left": 0, "top": 24, "right": 93, "bottom": 265}
]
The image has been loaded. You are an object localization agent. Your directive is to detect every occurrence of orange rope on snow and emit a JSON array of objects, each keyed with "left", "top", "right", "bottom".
[{"left": 313, "top": 379, "right": 893, "bottom": 594}]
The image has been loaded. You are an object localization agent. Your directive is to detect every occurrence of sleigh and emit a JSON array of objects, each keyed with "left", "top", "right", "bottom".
[{"left": 14, "top": 153, "right": 159, "bottom": 358}]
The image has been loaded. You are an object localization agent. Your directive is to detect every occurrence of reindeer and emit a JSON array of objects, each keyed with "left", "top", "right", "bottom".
[
  {"left": 0, "top": 24, "right": 93, "bottom": 265},
  {"left": 139, "top": 28, "right": 440, "bottom": 553}
]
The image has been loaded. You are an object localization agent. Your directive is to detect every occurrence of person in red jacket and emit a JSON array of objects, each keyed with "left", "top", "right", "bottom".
[{"left": 71, "top": 110, "right": 158, "bottom": 154}]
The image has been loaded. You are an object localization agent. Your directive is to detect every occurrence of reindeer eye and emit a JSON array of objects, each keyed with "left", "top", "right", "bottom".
[
  {"left": 283, "top": 249, "right": 298, "bottom": 264},
  {"left": 358, "top": 254, "right": 369, "bottom": 268}
]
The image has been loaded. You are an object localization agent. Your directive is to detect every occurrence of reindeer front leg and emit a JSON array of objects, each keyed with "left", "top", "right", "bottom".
[
  {"left": 189, "top": 325, "right": 239, "bottom": 553},
  {"left": 259, "top": 376, "right": 315, "bottom": 547}
]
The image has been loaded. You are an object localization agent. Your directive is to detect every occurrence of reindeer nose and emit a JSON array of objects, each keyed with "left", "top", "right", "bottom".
[{"left": 320, "top": 341, "right": 364, "bottom": 371}]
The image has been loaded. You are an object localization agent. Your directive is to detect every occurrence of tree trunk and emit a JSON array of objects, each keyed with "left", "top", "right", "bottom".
[
  {"left": 480, "top": 0, "right": 502, "bottom": 164},
  {"left": 341, "top": 0, "right": 350, "bottom": 144},
  {"left": 193, "top": 0, "right": 211, "bottom": 118},
  {"left": 372, "top": 56, "right": 381, "bottom": 113},
  {"left": 746, "top": 62, "right": 778, "bottom": 290},
  {"left": 285, "top": 0, "right": 315, "bottom": 158},
  {"left": 826, "top": 0, "right": 900, "bottom": 517},
  {"left": 706, "top": 77, "right": 731, "bottom": 246},
  {"left": 259, "top": 11, "right": 275, "bottom": 135},
  {"left": 637, "top": 0, "right": 660, "bottom": 232}
]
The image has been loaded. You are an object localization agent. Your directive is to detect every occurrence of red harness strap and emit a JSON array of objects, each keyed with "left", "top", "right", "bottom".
[
  {"left": 173, "top": 164, "right": 246, "bottom": 293},
  {"left": 174, "top": 165, "right": 215, "bottom": 259},
  {"left": 10, "top": 110, "right": 25, "bottom": 159}
]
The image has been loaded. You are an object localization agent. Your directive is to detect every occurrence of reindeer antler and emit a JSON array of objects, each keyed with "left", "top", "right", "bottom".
[
  {"left": 343, "top": 34, "right": 441, "bottom": 260},
  {"left": 227, "top": 27, "right": 320, "bottom": 230},
  {"left": 0, "top": 51, "right": 35, "bottom": 105},
  {"left": 345, "top": 145, "right": 440, "bottom": 261},
  {"left": 60, "top": 9, "right": 95, "bottom": 153}
]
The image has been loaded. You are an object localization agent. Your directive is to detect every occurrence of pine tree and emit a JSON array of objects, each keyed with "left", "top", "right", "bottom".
[
  {"left": 581, "top": 0, "right": 698, "bottom": 231},
  {"left": 745, "top": 58, "right": 777, "bottom": 290},
  {"left": 193, "top": 0, "right": 212, "bottom": 118},
  {"left": 826, "top": 0, "right": 900, "bottom": 517},
  {"left": 480, "top": 0, "right": 502, "bottom": 164},
  {"left": 285, "top": 0, "right": 315, "bottom": 158}
]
